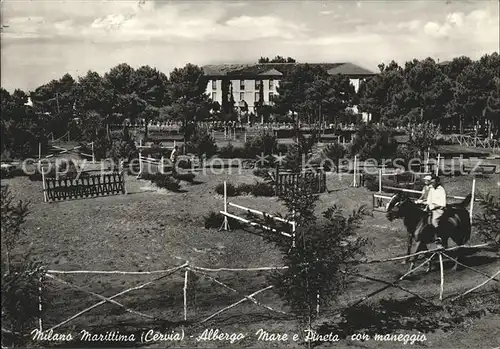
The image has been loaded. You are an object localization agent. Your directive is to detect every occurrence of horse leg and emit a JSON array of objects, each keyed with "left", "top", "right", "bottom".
[
  {"left": 408, "top": 241, "right": 426, "bottom": 273},
  {"left": 403, "top": 233, "right": 413, "bottom": 265}
]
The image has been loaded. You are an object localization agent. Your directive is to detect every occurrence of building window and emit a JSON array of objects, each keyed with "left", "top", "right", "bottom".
[
  {"left": 212, "top": 92, "right": 216, "bottom": 101},
  {"left": 268, "top": 92, "right": 274, "bottom": 102},
  {"left": 255, "top": 92, "right": 260, "bottom": 101},
  {"left": 240, "top": 92, "right": 245, "bottom": 101},
  {"left": 212, "top": 80, "right": 217, "bottom": 90},
  {"left": 269, "top": 79, "right": 274, "bottom": 90},
  {"left": 255, "top": 80, "right": 261, "bottom": 90},
  {"left": 240, "top": 80, "right": 245, "bottom": 90}
]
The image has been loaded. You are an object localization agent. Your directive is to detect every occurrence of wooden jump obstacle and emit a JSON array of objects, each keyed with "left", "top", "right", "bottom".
[
  {"left": 274, "top": 165, "right": 326, "bottom": 197},
  {"left": 42, "top": 170, "right": 126, "bottom": 203},
  {"left": 219, "top": 181, "right": 296, "bottom": 247}
]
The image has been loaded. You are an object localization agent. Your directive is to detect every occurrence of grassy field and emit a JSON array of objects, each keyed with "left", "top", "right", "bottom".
[{"left": 2, "top": 167, "right": 499, "bottom": 348}]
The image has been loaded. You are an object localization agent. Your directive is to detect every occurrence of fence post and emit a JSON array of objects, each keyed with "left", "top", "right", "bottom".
[
  {"left": 38, "top": 142, "right": 41, "bottom": 160},
  {"left": 91, "top": 142, "right": 95, "bottom": 164},
  {"left": 223, "top": 181, "right": 228, "bottom": 231},
  {"left": 275, "top": 165, "right": 280, "bottom": 196},
  {"left": 122, "top": 168, "right": 127, "bottom": 194},
  {"left": 41, "top": 167, "right": 48, "bottom": 203},
  {"left": 183, "top": 266, "right": 189, "bottom": 321},
  {"left": 353, "top": 155, "right": 358, "bottom": 187},
  {"left": 378, "top": 168, "right": 382, "bottom": 193},
  {"left": 138, "top": 150, "right": 143, "bottom": 178},
  {"left": 38, "top": 275, "right": 43, "bottom": 332},
  {"left": 435, "top": 153, "right": 441, "bottom": 176},
  {"left": 470, "top": 177, "right": 476, "bottom": 222}
]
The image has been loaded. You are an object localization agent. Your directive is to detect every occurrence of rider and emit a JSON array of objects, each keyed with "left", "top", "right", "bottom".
[
  {"left": 170, "top": 145, "right": 179, "bottom": 174},
  {"left": 425, "top": 175, "right": 447, "bottom": 232},
  {"left": 415, "top": 175, "right": 432, "bottom": 205}
]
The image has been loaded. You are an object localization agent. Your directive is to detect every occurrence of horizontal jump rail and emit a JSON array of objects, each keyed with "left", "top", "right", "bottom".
[
  {"left": 220, "top": 211, "right": 293, "bottom": 238},
  {"left": 228, "top": 202, "right": 294, "bottom": 225}
]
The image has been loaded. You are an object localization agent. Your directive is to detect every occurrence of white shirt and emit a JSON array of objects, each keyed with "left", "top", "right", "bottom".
[
  {"left": 427, "top": 185, "right": 446, "bottom": 210},
  {"left": 170, "top": 149, "right": 177, "bottom": 162}
]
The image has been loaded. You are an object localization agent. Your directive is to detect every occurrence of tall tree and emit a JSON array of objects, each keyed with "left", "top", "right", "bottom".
[
  {"left": 1, "top": 88, "right": 47, "bottom": 158},
  {"left": 30, "top": 73, "right": 77, "bottom": 138},
  {"left": 167, "top": 64, "right": 210, "bottom": 144},
  {"left": 103, "top": 63, "right": 141, "bottom": 125},
  {"left": 358, "top": 61, "right": 405, "bottom": 124},
  {"left": 74, "top": 71, "right": 113, "bottom": 128},
  {"left": 131, "top": 65, "right": 170, "bottom": 139}
]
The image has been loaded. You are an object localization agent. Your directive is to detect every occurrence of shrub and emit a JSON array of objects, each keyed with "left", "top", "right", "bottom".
[
  {"left": 204, "top": 211, "right": 224, "bottom": 229},
  {"left": 474, "top": 193, "right": 500, "bottom": 247},
  {"left": 1, "top": 186, "right": 45, "bottom": 347},
  {"left": 204, "top": 211, "right": 243, "bottom": 230},
  {"left": 243, "top": 132, "right": 278, "bottom": 159},
  {"left": 250, "top": 182, "right": 274, "bottom": 197},
  {"left": 215, "top": 182, "right": 238, "bottom": 196},
  {"left": 237, "top": 183, "right": 254, "bottom": 195},
  {"left": 406, "top": 122, "right": 441, "bottom": 156},
  {"left": 218, "top": 143, "right": 247, "bottom": 158},
  {"left": 253, "top": 168, "right": 272, "bottom": 180},
  {"left": 394, "top": 144, "right": 419, "bottom": 165},
  {"left": 322, "top": 142, "right": 346, "bottom": 171},
  {"left": 186, "top": 129, "right": 217, "bottom": 161},
  {"left": 177, "top": 158, "right": 193, "bottom": 169},
  {"left": 173, "top": 172, "right": 196, "bottom": 183},
  {"left": 143, "top": 173, "right": 181, "bottom": 192}
]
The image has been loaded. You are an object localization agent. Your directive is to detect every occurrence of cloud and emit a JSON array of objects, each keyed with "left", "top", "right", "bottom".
[
  {"left": 1, "top": 1, "right": 306, "bottom": 43},
  {"left": 0, "top": 0, "right": 498, "bottom": 92}
]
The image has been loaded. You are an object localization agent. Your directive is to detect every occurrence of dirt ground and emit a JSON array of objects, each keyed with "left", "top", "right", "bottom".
[{"left": 2, "top": 167, "right": 499, "bottom": 348}]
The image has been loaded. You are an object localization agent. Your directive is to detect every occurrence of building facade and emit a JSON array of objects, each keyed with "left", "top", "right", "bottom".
[{"left": 202, "top": 62, "right": 376, "bottom": 117}]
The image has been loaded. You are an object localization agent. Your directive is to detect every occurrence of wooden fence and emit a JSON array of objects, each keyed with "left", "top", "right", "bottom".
[
  {"left": 274, "top": 166, "right": 326, "bottom": 197},
  {"left": 43, "top": 171, "right": 126, "bottom": 202}
]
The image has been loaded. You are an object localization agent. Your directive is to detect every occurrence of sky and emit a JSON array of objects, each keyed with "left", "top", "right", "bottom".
[{"left": 1, "top": 0, "right": 499, "bottom": 92}]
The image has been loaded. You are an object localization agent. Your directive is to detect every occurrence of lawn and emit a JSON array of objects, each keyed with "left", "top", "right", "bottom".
[{"left": 2, "top": 168, "right": 499, "bottom": 348}]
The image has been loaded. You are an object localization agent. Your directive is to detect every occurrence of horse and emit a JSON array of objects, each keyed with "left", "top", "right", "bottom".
[{"left": 385, "top": 191, "right": 472, "bottom": 272}]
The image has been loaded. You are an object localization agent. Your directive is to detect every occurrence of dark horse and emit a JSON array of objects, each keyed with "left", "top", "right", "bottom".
[{"left": 386, "top": 192, "right": 472, "bottom": 271}]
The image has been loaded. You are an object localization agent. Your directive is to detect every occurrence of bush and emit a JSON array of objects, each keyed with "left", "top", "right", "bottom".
[
  {"left": 1, "top": 186, "right": 45, "bottom": 347},
  {"left": 394, "top": 144, "right": 419, "bottom": 165},
  {"left": 253, "top": 168, "right": 272, "bottom": 180},
  {"left": 322, "top": 142, "right": 346, "bottom": 171},
  {"left": 243, "top": 132, "right": 278, "bottom": 159},
  {"left": 172, "top": 172, "right": 196, "bottom": 183},
  {"left": 474, "top": 193, "right": 500, "bottom": 246},
  {"left": 215, "top": 182, "right": 238, "bottom": 196},
  {"left": 204, "top": 211, "right": 224, "bottom": 229},
  {"left": 143, "top": 173, "right": 181, "bottom": 192},
  {"left": 186, "top": 129, "right": 217, "bottom": 161},
  {"left": 237, "top": 183, "right": 254, "bottom": 195},
  {"left": 218, "top": 143, "right": 247, "bottom": 159},
  {"left": 250, "top": 182, "right": 274, "bottom": 197},
  {"left": 204, "top": 211, "right": 243, "bottom": 230}
]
